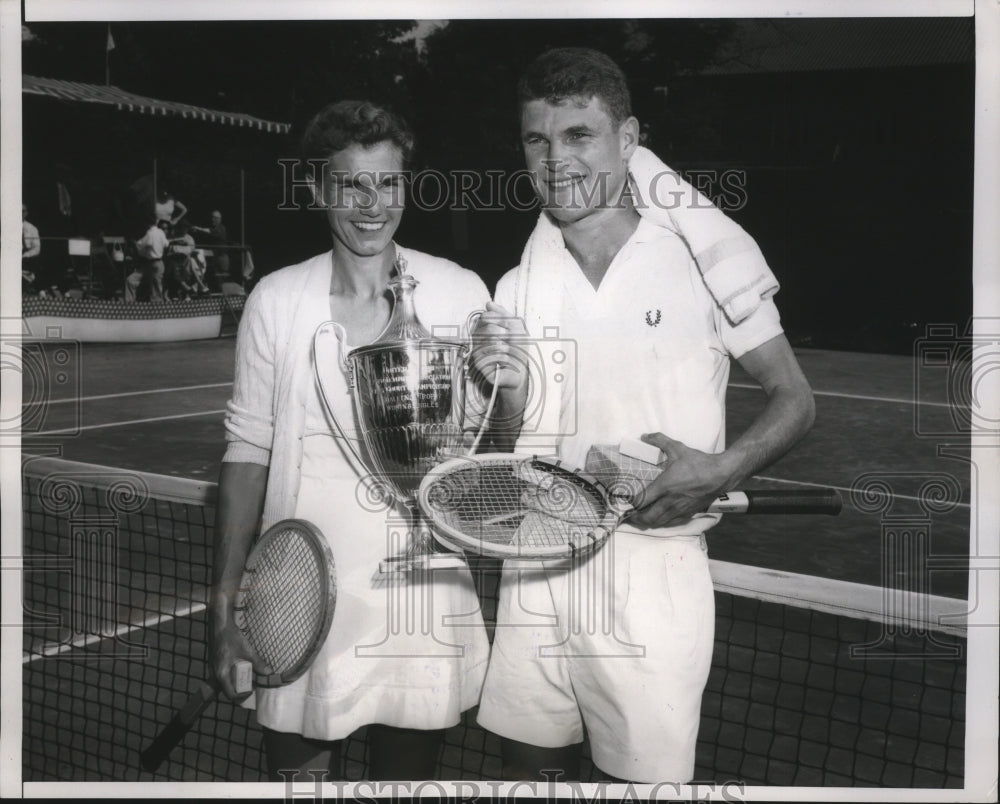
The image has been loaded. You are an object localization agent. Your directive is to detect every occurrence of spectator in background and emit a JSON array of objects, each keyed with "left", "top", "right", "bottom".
[
  {"left": 22, "top": 204, "right": 41, "bottom": 295},
  {"left": 136, "top": 219, "right": 170, "bottom": 301},
  {"left": 123, "top": 260, "right": 143, "bottom": 302},
  {"left": 167, "top": 220, "right": 209, "bottom": 299},
  {"left": 155, "top": 191, "right": 188, "bottom": 227},
  {"left": 192, "top": 209, "right": 231, "bottom": 289}
]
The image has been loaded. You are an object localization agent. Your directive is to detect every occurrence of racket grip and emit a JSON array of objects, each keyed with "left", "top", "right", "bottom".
[
  {"left": 709, "top": 489, "right": 843, "bottom": 515},
  {"left": 140, "top": 660, "right": 252, "bottom": 773},
  {"left": 140, "top": 680, "right": 219, "bottom": 773},
  {"left": 379, "top": 552, "right": 468, "bottom": 573}
]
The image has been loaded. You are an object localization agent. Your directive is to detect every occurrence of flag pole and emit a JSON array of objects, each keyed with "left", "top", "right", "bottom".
[
  {"left": 105, "top": 24, "right": 114, "bottom": 86},
  {"left": 240, "top": 168, "right": 246, "bottom": 281}
]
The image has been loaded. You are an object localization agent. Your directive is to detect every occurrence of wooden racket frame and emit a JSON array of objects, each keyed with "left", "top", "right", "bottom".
[
  {"left": 418, "top": 453, "right": 624, "bottom": 561},
  {"left": 140, "top": 518, "right": 336, "bottom": 773},
  {"left": 419, "top": 453, "right": 844, "bottom": 562},
  {"left": 233, "top": 518, "right": 337, "bottom": 687}
]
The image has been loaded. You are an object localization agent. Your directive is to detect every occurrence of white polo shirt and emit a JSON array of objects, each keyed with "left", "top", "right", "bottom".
[{"left": 495, "top": 216, "right": 784, "bottom": 536}]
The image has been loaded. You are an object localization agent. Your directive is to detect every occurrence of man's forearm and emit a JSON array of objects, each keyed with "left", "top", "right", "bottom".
[{"left": 719, "top": 383, "right": 815, "bottom": 490}]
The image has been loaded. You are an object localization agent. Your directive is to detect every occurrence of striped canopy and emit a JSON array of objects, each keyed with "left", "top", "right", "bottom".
[{"left": 23, "top": 74, "right": 290, "bottom": 134}]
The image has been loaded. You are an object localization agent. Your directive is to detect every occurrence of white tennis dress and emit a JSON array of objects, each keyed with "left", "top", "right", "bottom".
[{"left": 225, "top": 247, "right": 490, "bottom": 740}]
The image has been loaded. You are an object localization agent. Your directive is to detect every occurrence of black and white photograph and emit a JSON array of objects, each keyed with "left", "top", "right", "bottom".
[{"left": 1, "top": 0, "right": 997, "bottom": 800}]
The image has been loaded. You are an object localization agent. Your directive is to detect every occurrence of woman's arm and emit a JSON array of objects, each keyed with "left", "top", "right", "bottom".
[
  {"left": 209, "top": 283, "right": 276, "bottom": 695},
  {"left": 209, "top": 460, "right": 269, "bottom": 698}
]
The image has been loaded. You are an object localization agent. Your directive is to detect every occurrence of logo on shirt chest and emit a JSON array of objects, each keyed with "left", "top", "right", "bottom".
[{"left": 645, "top": 309, "right": 662, "bottom": 327}]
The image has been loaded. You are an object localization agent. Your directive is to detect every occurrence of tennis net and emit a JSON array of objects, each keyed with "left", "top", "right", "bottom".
[{"left": 20, "top": 456, "right": 967, "bottom": 786}]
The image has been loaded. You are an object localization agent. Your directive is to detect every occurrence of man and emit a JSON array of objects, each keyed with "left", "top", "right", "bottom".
[
  {"left": 166, "top": 220, "right": 209, "bottom": 298},
  {"left": 473, "top": 48, "right": 815, "bottom": 783},
  {"left": 135, "top": 219, "right": 170, "bottom": 301},
  {"left": 22, "top": 204, "right": 41, "bottom": 293},
  {"left": 192, "top": 209, "right": 232, "bottom": 287},
  {"left": 155, "top": 191, "right": 188, "bottom": 226}
]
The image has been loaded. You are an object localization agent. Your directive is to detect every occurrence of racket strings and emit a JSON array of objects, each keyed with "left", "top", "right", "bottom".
[
  {"left": 239, "top": 530, "right": 326, "bottom": 675},
  {"left": 427, "top": 460, "right": 607, "bottom": 549}
]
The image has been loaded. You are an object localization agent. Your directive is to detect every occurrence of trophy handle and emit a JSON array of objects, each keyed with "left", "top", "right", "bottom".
[
  {"left": 465, "top": 309, "right": 483, "bottom": 337},
  {"left": 312, "top": 320, "right": 370, "bottom": 477},
  {"left": 463, "top": 308, "right": 507, "bottom": 455}
]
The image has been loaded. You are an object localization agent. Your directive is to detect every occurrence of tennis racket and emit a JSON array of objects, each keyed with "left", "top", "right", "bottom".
[
  {"left": 418, "top": 452, "right": 842, "bottom": 562},
  {"left": 140, "top": 519, "right": 337, "bottom": 773}
]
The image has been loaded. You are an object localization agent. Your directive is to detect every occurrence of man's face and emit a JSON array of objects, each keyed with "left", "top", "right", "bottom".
[
  {"left": 315, "top": 140, "right": 405, "bottom": 259},
  {"left": 520, "top": 96, "right": 638, "bottom": 225},
  {"left": 211, "top": 211, "right": 222, "bottom": 225}
]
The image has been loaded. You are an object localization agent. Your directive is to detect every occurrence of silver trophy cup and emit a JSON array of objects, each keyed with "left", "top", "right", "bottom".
[{"left": 313, "top": 260, "right": 477, "bottom": 570}]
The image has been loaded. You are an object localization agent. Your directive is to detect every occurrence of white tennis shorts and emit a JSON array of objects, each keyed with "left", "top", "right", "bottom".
[{"left": 477, "top": 530, "right": 715, "bottom": 783}]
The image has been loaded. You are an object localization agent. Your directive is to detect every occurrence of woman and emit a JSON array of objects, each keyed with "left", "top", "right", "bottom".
[{"left": 209, "top": 100, "right": 492, "bottom": 781}]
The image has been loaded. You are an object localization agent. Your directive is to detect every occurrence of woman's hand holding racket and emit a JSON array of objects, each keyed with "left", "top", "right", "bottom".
[
  {"left": 140, "top": 519, "right": 336, "bottom": 773},
  {"left": 209, "top": 603, "right": 268, "bottom": 701}
]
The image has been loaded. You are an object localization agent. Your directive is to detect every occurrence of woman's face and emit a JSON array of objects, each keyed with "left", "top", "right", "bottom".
[{"left": 317, "top": 140, "right": 406, "bottom": 259}]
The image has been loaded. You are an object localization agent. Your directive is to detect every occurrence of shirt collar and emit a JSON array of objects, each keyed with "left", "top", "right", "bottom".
[{"left": 629, "top": 215, "right": 676, "bottom": 246}]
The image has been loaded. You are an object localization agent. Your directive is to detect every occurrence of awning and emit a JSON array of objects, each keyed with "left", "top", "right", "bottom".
[{"left": 23, "top": 74, "right": 290, "bottom": 134}]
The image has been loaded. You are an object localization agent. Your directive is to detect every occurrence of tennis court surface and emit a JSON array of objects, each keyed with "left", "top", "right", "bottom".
[{"left": 18, "top": 332, "right": 974, "bottom": 786}]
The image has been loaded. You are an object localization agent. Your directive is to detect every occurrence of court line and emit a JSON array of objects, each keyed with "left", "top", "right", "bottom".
[
  {"left": 729, "top": 382, "right": 964, "bottom": 409},
  {"left": 753, "top": 474, "right": 971, "bottom": 509},
  {"left": 22, "top": 382, "right": 232, "bottom": 407},
  {"left": 31, "top": 410, "right": 226, "bottom": 436},
  {"left": 22, "top": 601, "right": 206, "bottom": 664}
]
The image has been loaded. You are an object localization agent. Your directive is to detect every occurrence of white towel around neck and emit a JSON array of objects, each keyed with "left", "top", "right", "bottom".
[{"left": 509, "top": 145, "right": 779, "bottom": 454}]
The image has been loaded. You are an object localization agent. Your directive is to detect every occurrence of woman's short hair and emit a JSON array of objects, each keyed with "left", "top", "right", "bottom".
[
  {"left": 517, "top": 47, "right": 632, "bottom": 126},
  {"left": 300, "top": 100, "right": 415, "bottom": 170}
]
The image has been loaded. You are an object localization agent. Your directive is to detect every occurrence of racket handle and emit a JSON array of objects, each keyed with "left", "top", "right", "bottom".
[
  {"left": 140, "top": 660, "right": 252, "bottom": 773},
  {"left": 709, "top": 489, "right": 843, "bottom": 515},
  {"left": 379, "top": 552, "right": 468, "bottom": 574},
  {"left": 140, "top": 680, "right": 219, "bottom": 773}
]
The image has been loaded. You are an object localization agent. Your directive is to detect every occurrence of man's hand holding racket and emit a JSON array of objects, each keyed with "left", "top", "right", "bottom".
[
  {"left": 468, "top": 303, "right": 530, "bottom": 396},
  {"left": 467, "top": 303, "right": 531, "bottom": 450},
  {"left": 628, "top": 433, "right": 740, "bottom": 528}
]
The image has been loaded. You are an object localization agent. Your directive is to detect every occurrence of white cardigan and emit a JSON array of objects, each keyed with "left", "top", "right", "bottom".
[{"left": 223, "top": 246, "right": 491, "bottom": 530}]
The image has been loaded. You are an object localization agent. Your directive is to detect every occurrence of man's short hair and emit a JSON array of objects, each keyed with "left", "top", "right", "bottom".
[
  {"left": 518, "top": 47, "right": 632, "bottom": 126},
  {"left": 300, "top": 100, "right": 415, "bottom": 171}
]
